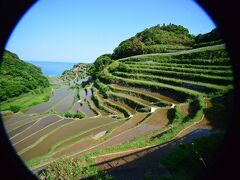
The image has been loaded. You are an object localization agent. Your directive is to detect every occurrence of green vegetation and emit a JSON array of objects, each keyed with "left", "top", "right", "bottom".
[
  {"left": 109, "top": 85, "right": 170, "bottom": 107},
  {"left": 111, "top": 24, "right": 224, "bottom": 59},
  {"left": 10, "top": 105, "right": 21, "bottom": 113},
  {"left": 64, "top": 111, "right": 73, "bottom": 118},
  {"left": 115, "top": 67, "right": 232, "bottom": 85},
  {"left": 127, "top": 64, "right": 232, "bottom": 76},
  {"left": 126, "top": 61, "right": 232, "bottom": 71},
  {"left": 161, "top": 132, "right": 224, "bottom": 179},
  {"left": 0, "top": 50, "right": 49, "bottom": 102},
  {"left": 0, "top": 87, "right": 51, "bottom": 112},
  {"left": 112, "top": 24, "right": 194, "bottom": 59},
  {"left": 94, "top": 79, "right": 109, "bottom": 98},
  {"left": 113, "top": 72, "right": 231, "bottom": 94},
  {"left": 39, "top": 156, "right": 112, "bottom": 179},
  {"left": 70, "top": 98, "right": 205, "bottom": 158},
  {"left": 114, "top": 77, "right": 198, "bottom": 102},
  {"left": 75, "top": 111, "right": 85, "bottom": 119},
  {"left": 88, "top": 54, "right": 113, "bottom": 79},
  {"left": 104, "top": 100, "right": 131, "bottom": 117},
  {"left": 2, "top": 24, "right": 233, "bottom": 179},
  {"left": 61, "top": 63, "right": 92, "bottom": 82},
  {"left": 92, "top": 87, "right": 116, "bottom": 115},
  {"left": 193, "top": 28, "right": 223, "bottom": 48},
  {"left": 108, "top": 92, "right": 150, "bottom": 112}
]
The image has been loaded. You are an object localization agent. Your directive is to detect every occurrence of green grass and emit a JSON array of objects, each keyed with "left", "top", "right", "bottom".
[
  {"left": 127, "top": 64, "right": 233, "bottom": 77},
  {"left": 38, "top": 155, "right": 113, "bottom": 179},
  {"left": 27, "top": 98, "right": 204, "bottom": 172},
  {"left": 94, "top": 79, "right": 109, "bottom": 98},
  {"left": 108, "top": 92, "right": 150, "bottom": 112},
  {"left": 92, "top": 88, "right": 117, "bottom": 115},
  {"left": 119, "top": 44, "right": 229, "bottom": 61},
  {"left": 0, "top": 87, "right": 52, "bottom": 112},
  {"left": 104, "top": 99, "right": 131, "bottom": 117},
  {"left": 68, "top": 97, "right": 205, "bottom": 158},
  {"left": 113, "top": 72, "right": 232, "bottom": 95},
  {"left": 109, "top": 85, "right": 170, "bottom": 106},
  {"left": 125, "top": 57, "right": 230, "bottom": 66},
  {"left": 50, "top": 120, "right": 123, "bottom": 153},
  {"left": 125, "top": 61, "right": 232, "bottom": 71},
  {"left": 118, "top": 67, "right": 233, "bottom": 85},
  {"left": 160, "top": 131, "right": 224, "bottom": 180},
  {"left": 113, "top": 76, "right": 203, "bottom": 102}
]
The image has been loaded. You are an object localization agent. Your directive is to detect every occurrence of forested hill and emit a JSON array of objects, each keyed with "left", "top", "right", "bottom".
[
  {"left": 0, "top": 50, "right": 49, "bottom": 101},
  {"left": 61, "top": 63, "right": 92, "bottom": 82},
  {"left": 112, "top": 23, "right": 223, "bottom": 59}
]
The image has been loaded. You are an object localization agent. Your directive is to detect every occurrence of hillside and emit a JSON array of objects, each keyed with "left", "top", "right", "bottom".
[
  {"left": 61, "top": 63, "right": 92, "bottom": 84},
  {"left": 0, "top": 50, "right": 49, "bottom": 102},
  {"left": 1, "top": 25, "right": 233, "bottom": 179},
  {"left": 112, "top": 24, "right": 223, "bottom": 59},
  {"left": 31, "top": 43, "right": 233, "bottom": 179},
  {"left": 91, "top": 44, "right": 232, "bottom": 117}
]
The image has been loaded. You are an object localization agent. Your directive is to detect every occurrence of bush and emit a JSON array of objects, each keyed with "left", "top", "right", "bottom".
[
  {"left": 75, "top": 111, "right": 85, "bottom": 119},
  {"left": 43, "top": 95, "right": 50, "bottom": 102},
  {"left": 10, "top": 105, "right": 21, "bottom": 113},
  {"left": 64, "top": 111, "right": 73, "bottom": 118}
]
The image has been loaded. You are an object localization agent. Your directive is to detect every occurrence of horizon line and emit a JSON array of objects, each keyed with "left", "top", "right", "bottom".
[{"left": 26, "top": 60, "right": 93, "bottom": 64}]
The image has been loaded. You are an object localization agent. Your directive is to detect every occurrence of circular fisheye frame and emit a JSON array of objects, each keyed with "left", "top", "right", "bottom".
[{"left": 0, "top": 0, "right": 239, "bottom": 179}]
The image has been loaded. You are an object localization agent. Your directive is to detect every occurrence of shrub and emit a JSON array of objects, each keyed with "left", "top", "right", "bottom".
[
  {"left": 10, "top": 105, "right": 21, "bottom": 113},
  {"left": 75, "top": 111, "right": 85, "bottom": 119},
  {"left": 64, "top": 111, "right": 73, "bottom": 118},
  {"left": 43, "top": 95, "right": 50, "bottom": 102}
]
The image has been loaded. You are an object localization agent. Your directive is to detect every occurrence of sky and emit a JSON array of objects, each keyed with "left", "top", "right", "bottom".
[{"left": 5, "top": 0, "right": 216, "bottom": 63}]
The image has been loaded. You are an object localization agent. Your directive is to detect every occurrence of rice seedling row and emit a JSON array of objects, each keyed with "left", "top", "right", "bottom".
[
  {"left": 113, "top": 77, "right": 202, "bottom": 102},
  {"left": 127, "top": 64, "right": 233, "bottom": 76},
  {"left": 11, "top": 115, "right": 62, "bottom": 144},
  {"left": 14, "top": 118, "right": 72, "bottom": 153},
  {"left": 125, "top": 61, "right": 232, "bottom": 71},
  {"left": 52, "top": 120, "right": 124, "bottom": 158},
  {"left": 19, "top": 117, "right": 115, "bottom": 160},
  {"left": 113, "top": 72, "right": 231, "bottom": 94},
  {"left": 110, "top": 84, "right": 179, "bottom": 104},
  {"left": 117, "top": 67, "right": 232, "bottom": 85}
]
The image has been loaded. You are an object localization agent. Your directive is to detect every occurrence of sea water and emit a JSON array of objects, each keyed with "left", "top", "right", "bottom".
[{"left": 28, "top": 61, "right": 76, "bottom": 76}]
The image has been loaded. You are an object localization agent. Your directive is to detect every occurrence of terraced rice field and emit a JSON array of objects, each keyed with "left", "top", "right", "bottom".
[
  {"left": 1, "top": 45, "right": 234, "bottom": 173},
  {"left": 11, "top": 115, "right": 62, "bottom": 144},
  {"left": 26, "top": 86, "right": 70, "bottom": 114},
  {"left": 5, "top": 114, "right": 43, "bottom": 132},
  {"left": 52, "top": 120, "right": 124, "bottom": 158},
  {"left": 72, "top": 89, "right": 97, "bottom": 117},
  {"left": 63, "top": 45, "right": 232, "bottom": 164},
  {"left": 20, "top": 117, "right": 116, "bottom": 160},
  {"left": 67, "top": 109, "right": 170, "bottom": 158},
  {"left": 54, "top": 89, "right": 75, "bottom": 113}
]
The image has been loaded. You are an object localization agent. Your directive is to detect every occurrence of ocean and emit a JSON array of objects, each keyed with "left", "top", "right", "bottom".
[{"left": 28, "top": 61, "right": 76, "bottom": 76}]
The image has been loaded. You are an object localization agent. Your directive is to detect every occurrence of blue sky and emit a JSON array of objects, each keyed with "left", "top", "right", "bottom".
[{"left": 5, "top": 0, "right": 216, "bottom": 63}]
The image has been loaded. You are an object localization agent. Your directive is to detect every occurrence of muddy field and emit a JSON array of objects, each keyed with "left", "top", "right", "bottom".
[
  {"left": 20, "top": 117, "right": 116, "bottom": 160},
  {"left": 26, "top": 86, "right": 70, "bottom": 114}
]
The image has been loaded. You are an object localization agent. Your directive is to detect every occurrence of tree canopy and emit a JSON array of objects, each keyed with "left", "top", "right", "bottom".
[
  {"left": 112, "top": 24, "right": 195, "bottom": 59},
  {"left": 0, "top": 50, "right": 49, "bottom": 101}
]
